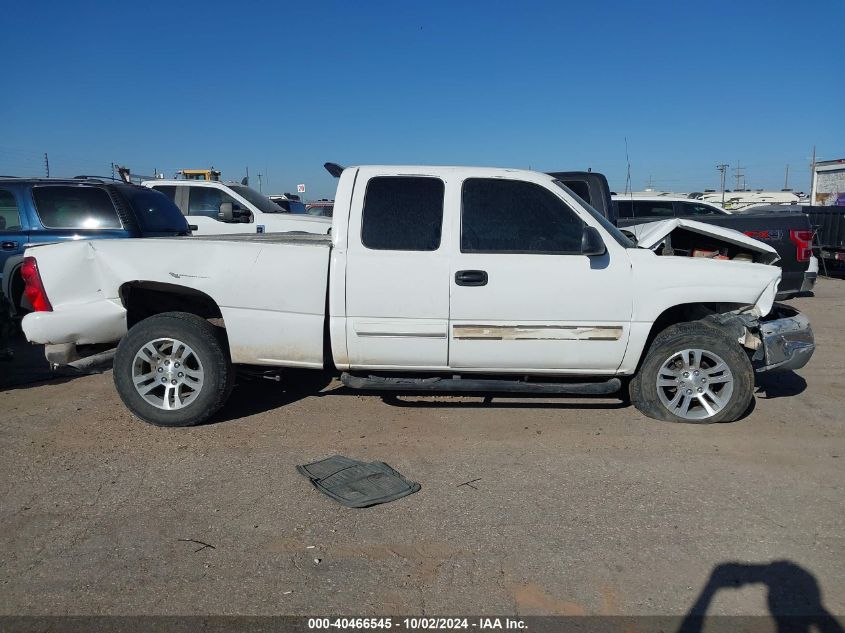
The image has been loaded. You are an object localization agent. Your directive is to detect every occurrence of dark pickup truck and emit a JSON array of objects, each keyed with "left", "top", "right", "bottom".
[
  {"left": 550, "top": 172, "right": 817, "bottom": 299},
  {"left": 734, "top": 204, "right": 845, "bottom": 273},
  {"left": 798, "top": 206, "right": 844, "bottom": 273},
  {"left": 1, "top": 178, "right": 191, "bottom": 317}
]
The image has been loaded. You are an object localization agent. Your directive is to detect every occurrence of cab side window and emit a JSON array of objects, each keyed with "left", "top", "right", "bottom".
[
  {"left": 361, "top": 177, "right": 444, "bottom": 251},
  {"left": 461, "top": 179, "right": 584, "bottom": 253},
  {"left": 678, "top": 202, "right": 721, "bottom": 216},
  {"left": 152, "top": 186, "right": 177, "bottom": 203},
  {"left": 631, "top": 200, "right": 674, "bottom": 219},
  {"left": 187, "top": 187, "right": 242, "bottom": 220},
  {"left": 0, "top": 189, "right": 22, "bottom": 231},
  {"left": 616, "top": 200, "right": 633, "bottom": 218}
]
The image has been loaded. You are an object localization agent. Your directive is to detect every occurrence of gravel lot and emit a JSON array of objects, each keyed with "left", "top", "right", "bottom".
[{"left": 1, "top": 280, "right": 843, "bottom": 618}]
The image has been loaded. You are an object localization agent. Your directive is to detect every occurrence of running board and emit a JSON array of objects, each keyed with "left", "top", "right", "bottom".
[{"left": 340, "top": 373, "right": 621, "bottom": 395}]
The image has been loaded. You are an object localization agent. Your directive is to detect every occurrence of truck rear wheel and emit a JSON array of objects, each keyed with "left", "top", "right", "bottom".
[
  {"left": 629, "top": 321, "right": 754, "bottom": 424},
  {"left": 113, "top": 312, "right": 234, "bottom": 427}
]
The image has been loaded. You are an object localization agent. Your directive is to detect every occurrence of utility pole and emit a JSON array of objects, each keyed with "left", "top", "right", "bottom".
[
  {"left": 784, "top": 164, "right": 789, "bottom": 190},
  {"left": 733, "top": 161, "right": 745, "bottom": 191},
  {"left": 716, "top": 164, "right": 729, "bottom": 205},
  {"left": 44, "top": 153, "right": 50, "bottom": 178},
  {"left": 623, "top": 137, "right": 632, "bottom": 195},
  {"left": 809, "top": 145, "right": 816, "bottom": 202},
  {"left": 257, "top": 173, "right": 263, "bottom": 193}
]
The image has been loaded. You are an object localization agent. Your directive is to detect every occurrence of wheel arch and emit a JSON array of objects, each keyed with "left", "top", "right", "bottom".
[
  {"left": 631, "top": 301, "right": 749, "bottom": 373},
  {"left": 1, "top": 255, "right": 26, "bottom": 316},
  {"left": 119, "top": 281, "right": 224, "bottom": 330}
]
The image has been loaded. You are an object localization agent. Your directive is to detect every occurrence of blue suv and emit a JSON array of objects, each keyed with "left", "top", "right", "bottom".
[{"left": 1, "top": 178, "right": 190, "bottom": 317}]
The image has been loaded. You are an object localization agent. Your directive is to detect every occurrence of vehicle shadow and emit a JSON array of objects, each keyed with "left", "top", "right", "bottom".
[
  {"left": 206, "top": 370, "right": 335, "bottom": 425},
  {"left": 755, "top": 371, "right": 808, "bottom": 399},
  {"left": 677, "top": 560, "right": 844, "bottom": 633},
  {"left": 0, "top": 334, "right": 97, "bottom": 392}
]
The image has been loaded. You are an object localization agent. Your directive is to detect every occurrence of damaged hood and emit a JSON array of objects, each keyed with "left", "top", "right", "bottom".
[{"left": 625, "top": 218, "right": 780, "bottom": 265}]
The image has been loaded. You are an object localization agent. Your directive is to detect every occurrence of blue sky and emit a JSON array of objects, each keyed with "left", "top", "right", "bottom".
[{"left": 2, "top": 0, "right": 842, "bottom": 198}]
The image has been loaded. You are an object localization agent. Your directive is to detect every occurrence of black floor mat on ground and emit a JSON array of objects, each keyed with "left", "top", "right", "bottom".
[{"left": 296, "top": 455, "right": 420, "bottom": 508}]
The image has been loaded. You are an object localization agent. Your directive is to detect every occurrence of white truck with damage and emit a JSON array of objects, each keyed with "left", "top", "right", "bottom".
[{"left": 21, "top": 166, "right": 814, "bottom": 426}]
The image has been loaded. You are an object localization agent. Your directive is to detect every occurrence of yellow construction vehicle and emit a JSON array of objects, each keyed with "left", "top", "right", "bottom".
[{"left": 176, "top": 169, "right": 221, "bottom": 181}]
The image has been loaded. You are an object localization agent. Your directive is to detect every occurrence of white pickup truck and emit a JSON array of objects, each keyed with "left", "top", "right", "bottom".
[
  {"left": 21, "top": 166, "right": 814, "bottom": 426},
  {"left": 142, "top": 179, "right": 331, "bottom": 236}
]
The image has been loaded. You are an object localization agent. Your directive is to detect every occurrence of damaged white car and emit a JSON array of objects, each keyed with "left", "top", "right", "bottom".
[{"left": 20, "top": 166, "right": 814, "bottom": 426}]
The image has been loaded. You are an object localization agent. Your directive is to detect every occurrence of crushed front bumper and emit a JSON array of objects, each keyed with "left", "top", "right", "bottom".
[
  {"left": 708, "top": 303, "right": 815, "bottom": 373},
  {"left": 756, "top": 304, "right": 815, "bottom": 372}
]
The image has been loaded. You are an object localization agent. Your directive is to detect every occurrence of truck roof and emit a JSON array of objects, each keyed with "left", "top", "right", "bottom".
[
  {"left": 0, "top": 176, "right": 143, "bottom": 188},
  {"left": 142, "top": 179, "right": 242, "bottom": 186},
  {"left": 346, "top": 165, "right": 553, "bottom": 179},
  {"left": 611, "top": 195, "right": 719, "bottom": 203}
]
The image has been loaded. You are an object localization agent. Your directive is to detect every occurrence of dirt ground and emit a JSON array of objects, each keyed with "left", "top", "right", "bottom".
[{"left": 0, "top": 280, "right": 843, "bottom": 618}]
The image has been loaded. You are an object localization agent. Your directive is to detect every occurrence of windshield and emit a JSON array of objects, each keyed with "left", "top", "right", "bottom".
[
  {"left": 228, "top": 185, "right": 287, "bottom": 214},
  {"left": 552, "top": 180, "right": 636, "bottom": 248}
]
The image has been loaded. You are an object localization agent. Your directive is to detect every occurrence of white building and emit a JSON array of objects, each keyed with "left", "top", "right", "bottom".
[{"left": 812, "top": 158, "right": 845, "bottom": 206}]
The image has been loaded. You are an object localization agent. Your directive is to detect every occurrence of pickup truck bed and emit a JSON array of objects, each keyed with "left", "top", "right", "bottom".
[
  {"left": 22, "top": 233, "right": 332, "bottom": 367},
  {"left": 804, "top": 206, "right": 845, "bottom": 271}
]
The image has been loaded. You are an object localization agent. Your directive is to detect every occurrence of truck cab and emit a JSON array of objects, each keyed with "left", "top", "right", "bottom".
[{"left": 143, "top": 179, "right": 331, "bottom": 235}]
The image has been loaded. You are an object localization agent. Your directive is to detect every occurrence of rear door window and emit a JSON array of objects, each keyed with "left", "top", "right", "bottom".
[
  {"left": 361, "top": 176, "right": 444, "bottom": 251},
  {"left": 120, "top": 188, "right": 190, "bottom": 233},
  {"left": 0, "top": 189, "right": 23, "bottom": 231},
  {"left": 32, "top": 186, "right": 121, "bottom": 229}
]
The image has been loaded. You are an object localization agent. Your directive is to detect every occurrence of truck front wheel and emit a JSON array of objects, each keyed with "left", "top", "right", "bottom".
[
  {"left": 629, "top": 321, "right": 754, "bottom": 423},
  {"left": 113, "top": 312, "right": 234, "bottom": 427}
]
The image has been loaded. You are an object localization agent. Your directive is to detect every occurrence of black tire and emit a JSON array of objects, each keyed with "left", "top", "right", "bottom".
[
  {"left": 629, "top": 320, "right": 754, "bottom": 424},
  {"left": 114, "top": 312, "right": 234, "bottom": 427}
]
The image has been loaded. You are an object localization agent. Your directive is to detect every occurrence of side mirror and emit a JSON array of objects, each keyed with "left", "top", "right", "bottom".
[
  {"left": 218, "top": 202, "right": 234, "bottom": 222},
  {"left": 581, "top": 226, "right": 607, "bottom": 256}
]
